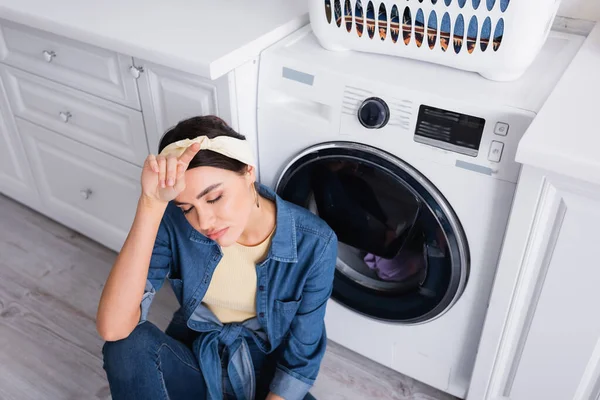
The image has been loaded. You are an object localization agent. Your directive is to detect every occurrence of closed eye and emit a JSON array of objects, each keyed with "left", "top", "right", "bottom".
[
  {"left": 179, "top": 194, "right": 222, "bottom": 214},
  {"left": 207, "top": 195, "right": 222, "bottom": 204}
]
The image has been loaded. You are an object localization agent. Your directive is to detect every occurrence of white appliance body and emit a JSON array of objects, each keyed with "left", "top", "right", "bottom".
[{"left": 256, "top": 26, "right": 583, "bottom": 397}]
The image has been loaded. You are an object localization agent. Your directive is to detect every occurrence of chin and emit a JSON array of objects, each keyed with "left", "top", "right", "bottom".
[
  {"left": 215, "top": 230, "right": 240, "bottom": 247},
  {"left": 216, "top": 237, "right": 235, "bottom": 247}
]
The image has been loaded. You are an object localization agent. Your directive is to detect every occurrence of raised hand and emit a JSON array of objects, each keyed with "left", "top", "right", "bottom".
[{"left": 141, "top": 143, "right": 201, "bottom": 204}]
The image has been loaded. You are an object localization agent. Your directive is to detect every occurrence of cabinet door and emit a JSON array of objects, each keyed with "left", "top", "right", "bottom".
[
  {"left": 0, "top": 78, "right": 39, "bottom": 209},
  {"left": 135, "top": 60, "right": 232, "bottom": 154},
  {"left": 469, "top": 167, "right": 600, "bottom": 400},
  {"left": 18, "top": 118, "right": 141, "bottom": 252}
]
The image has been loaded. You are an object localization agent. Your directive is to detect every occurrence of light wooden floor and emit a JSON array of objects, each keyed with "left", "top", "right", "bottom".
[{"left": 0, "top": 193, "right": 458, "bottom": 400}]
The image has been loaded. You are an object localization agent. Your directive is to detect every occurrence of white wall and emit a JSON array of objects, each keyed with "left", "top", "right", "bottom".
[{"left": 558, "top": 0, "right": 600, "bottom": 21}]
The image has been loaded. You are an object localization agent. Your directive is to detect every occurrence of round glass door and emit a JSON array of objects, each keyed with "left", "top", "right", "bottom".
[{"left": 276, "top": 142, "right": 469, "bottom": 324}]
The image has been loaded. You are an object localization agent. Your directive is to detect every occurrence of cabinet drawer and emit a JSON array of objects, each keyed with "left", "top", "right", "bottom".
[
  {"left": 0, "top": 19, "right": 140, "bottom": 109},
  {"left": 17, "top": 118, "right": 141, "bottom": 252},
  {"left": 1, "top": 65, "right": 148, "bottom": 166}
]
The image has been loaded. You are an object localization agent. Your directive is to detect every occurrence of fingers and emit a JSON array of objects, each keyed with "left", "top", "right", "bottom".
[
  {"left": 178, "top": 143, "right": 201, "bottom": 167},
  {"left": 146, "top": 154, "right": 159, "bottom": 173},
  {"left": 157, "top": 155, "right": 167, "bottom": 188},
  {"left": 173, "top": 162, "right": 187, "bottom": 193},
  {"left": 166, "top": 156, "right": 177, "bottom": 187},
  {"left": 176, "top": 156, "right": 187, "bottom": 180},
  {"left": 147, "top": 145, "right": 196, "bottom": 190},
  {"left": 153, "top": 155, "right": 181, "bottom": 188}
]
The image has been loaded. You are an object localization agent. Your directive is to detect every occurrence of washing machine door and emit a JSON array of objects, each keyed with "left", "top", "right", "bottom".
[{"left": 276, "top": 142, "right": 469, "bottom": 324}]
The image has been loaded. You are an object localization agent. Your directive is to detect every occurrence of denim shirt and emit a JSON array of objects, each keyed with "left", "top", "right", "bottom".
[{"left": 139, "top": 184, "right": 337, "bottom": 400}]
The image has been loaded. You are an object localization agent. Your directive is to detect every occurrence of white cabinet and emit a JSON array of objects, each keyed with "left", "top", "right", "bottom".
[
  {"left": 0, "top": 77, "right": 39, "bottom": 209},
  {"left": 135, "top": 60, "right": 233, "bottom": 153},
  {"left": 1, "top": 64, "right": 148, "bottom": 166},
  {"left": 468, "top": 23, "right": 600, "bottom": 400},
  {"left": 18, "top": 118, "right": 140, "bottom": 251},
  {"left": 468, "top": 168, "right": 600, "bottom": 400},
  {"left": 0, "top": 17, "right": 259, "bottom": 252},
  {"left": 0, "top": 19, "right": 140, "bottom": 109}
]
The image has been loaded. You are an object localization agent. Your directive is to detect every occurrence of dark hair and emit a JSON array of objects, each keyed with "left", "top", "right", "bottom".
[{"left": 158, "top": 115, "right": 248, "bottom": 174}]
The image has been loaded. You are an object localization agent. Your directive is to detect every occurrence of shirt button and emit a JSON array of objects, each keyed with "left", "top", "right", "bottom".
[
  {"left": 259, "top": 312, "right": 265, "bottom": 318},
  {"left": 259, "top": 285, "right": 265, "bottom": 291}
]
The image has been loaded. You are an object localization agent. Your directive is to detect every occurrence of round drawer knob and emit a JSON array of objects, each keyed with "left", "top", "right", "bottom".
[
  {"left": 59, "top": 111, "right": 72, "bottom": 123},
  {"left": 80, "top": 189, "right": 93, "bottom": 200},
  {"left": 42, "top": 50, "right": 57, "bottom": 63},
  {"left": 358, "top": 97, "right": 390, "bottom": 129},
  {"left": 129, "top": 65, "right": 144, "bottom": 79}
]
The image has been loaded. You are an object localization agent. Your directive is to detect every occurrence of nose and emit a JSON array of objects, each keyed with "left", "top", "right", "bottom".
[{"left": 196, "top": 207, "right": 217, "bottom": 232}]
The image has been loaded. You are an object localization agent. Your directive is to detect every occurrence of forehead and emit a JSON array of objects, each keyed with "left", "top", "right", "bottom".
[
  {"left": 185, "top": 166, "right": 233, "bottom": 184},
  {"left": 175, "top": 166, "right": 241, "bottom": 202}
]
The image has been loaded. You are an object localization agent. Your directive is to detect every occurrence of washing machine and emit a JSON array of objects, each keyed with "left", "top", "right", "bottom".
[{"left": 256, "top": 26, "right": 584, "bottom": 398}]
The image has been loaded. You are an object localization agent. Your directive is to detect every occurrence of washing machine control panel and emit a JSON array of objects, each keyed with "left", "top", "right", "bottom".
[
  {"left": 414, "top": 105, "right": 486, "bottom": 158},
  {"left": 358, "top": 97, "right": 390, "bottom": 129},
  {"left": 338, "top": 89, "right": 535, "bottom": 183}
]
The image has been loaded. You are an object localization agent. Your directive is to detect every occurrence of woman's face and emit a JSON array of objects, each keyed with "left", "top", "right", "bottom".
[{"left": 173, "top": 165, "right": 256, "bottom": 247}]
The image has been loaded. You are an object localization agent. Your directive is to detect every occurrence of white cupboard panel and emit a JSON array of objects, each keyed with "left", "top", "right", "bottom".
[
  {"left": 0, "top": 19, "right": 140, "bottom": 109},
  {"left": 18, "top": 118, "right": 141, "bottom": 252},
  {"left": 136, "top": 60, "right": 232, "bottom": 153},
  {"left": 0, "top": 76, "right": 39, "bottom": 209},
  {"left": 2, "top": 65, "right": 148, "bottom": 166}
]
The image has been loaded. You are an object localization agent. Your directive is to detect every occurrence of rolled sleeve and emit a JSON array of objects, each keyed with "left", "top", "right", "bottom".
[
  {"left": 138, "top": 221, "right": 172, "bottom": 324},
  {"left": 270, "top": 231, "right": 338, "bottom": 400},
  {"left": 138, "top": 280, "right": 157, "bottom": 324},
  {"left": 270, "top": 366, "right": 313, "bottom": 400}
]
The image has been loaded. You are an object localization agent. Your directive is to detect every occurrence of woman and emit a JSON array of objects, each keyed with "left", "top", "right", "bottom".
[{"left": 96, "top": 116, "right": 337, "bottom": 400}]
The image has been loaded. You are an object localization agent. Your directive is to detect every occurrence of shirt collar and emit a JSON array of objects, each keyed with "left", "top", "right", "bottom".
[{"left": 257, "top": 184, "right": 298, "bottom": 263}]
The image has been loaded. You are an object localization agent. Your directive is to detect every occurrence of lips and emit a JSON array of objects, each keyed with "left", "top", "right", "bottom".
[{"left": 206, "top": 227, "right": 229, "bottom": 241}]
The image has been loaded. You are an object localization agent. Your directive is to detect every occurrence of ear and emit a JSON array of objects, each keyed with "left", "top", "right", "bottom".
[{"left": 245, "top": 165, "right": 256, "bottom": 184}]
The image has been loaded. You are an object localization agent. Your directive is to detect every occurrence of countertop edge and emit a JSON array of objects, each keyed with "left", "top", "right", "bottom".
[
  {"left": 0, "top": 6, "right": 309, "bottom": 80},
  {"left": 516, "top": 22, "right": 600, "bottom": 187}
]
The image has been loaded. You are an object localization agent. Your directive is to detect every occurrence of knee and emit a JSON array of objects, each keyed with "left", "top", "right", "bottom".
[{"left": 102, "top": 322, "right": 163, "bottom": 374}]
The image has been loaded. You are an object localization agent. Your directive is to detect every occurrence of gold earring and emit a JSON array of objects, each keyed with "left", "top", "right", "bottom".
[{"left": 253, "top": 184, "right": 260, "bottom": 208}]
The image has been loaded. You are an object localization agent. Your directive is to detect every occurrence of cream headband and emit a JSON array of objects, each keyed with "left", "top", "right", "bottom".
[{"left": 159, "top": 136, "right": 255, "bottom": 167}]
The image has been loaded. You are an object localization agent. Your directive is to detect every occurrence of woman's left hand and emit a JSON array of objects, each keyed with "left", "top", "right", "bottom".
[{"left": 266, "top": 393, "right": 285, "bottom": 400}]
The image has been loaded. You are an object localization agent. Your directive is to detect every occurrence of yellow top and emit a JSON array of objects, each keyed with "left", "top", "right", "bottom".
[{"left": 202, "top": 231, "right": 273, "bottom": 323}]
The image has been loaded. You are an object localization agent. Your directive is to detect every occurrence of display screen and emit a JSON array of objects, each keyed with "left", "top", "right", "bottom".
[{"left": 414, "top": 105, "right": 486, "bottom": 157}]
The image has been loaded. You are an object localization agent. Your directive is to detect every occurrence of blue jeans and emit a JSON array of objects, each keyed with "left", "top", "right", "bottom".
[{"left": 102, "top": 321, "right": 317, "bottom": 400}]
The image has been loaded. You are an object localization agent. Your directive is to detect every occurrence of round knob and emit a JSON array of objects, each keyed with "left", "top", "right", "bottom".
[
  {"left": 358, "top": 97, "right": 390, "bottom": 129},
  {"left": 80, "top": 189, "right": 92, "bottom": 200},
  {"left": 59, "top": 111, "right": 72, "bottom": 123},
  {"left": 42, "top": 50, "right": 56, "bottom": 63},
  {"left": 129, "top": 65, "right": 144, "bottom": 79}
]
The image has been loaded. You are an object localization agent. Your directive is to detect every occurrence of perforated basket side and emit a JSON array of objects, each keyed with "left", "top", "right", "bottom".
[{"left": 311, "top": 0, "right": 561, "bottom": 80}]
